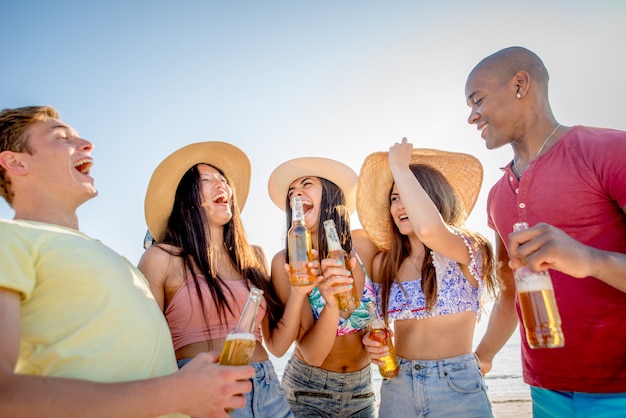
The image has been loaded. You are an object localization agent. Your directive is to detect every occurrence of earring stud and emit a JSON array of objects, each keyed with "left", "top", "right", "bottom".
[{"left": 516, "top": 93, "right": 522, "bottom": 99}]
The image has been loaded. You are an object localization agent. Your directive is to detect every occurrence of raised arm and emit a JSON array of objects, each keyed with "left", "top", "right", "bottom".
[
  {"left": 388, "top": 138, "right": 471, "bottom": 266},
  {"left": 0, "top": 287, "right": 254, "bottom": 418},
  {"left": 263, "top": 250, "right": 317, "bottom": 357}
]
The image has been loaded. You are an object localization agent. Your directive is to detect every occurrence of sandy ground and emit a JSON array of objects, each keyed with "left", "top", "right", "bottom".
[{"left": 490, "top": 394, "right": 532, "bottom": 418}]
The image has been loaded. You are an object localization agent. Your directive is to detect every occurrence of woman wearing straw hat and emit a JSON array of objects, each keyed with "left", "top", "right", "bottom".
[
  {"left": 139, "top": 141, "right": 299, "bottom": 418},
  {"left": 358, "top": 138, "right": 497, "bottom": 417},
  {"left": 268, "top": 157, "right": 379, "bottom": 417}
]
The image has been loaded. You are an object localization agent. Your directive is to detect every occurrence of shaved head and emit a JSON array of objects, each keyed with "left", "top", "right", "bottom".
[{"left": 469, "top": 46, "right": 550, "bottom": 90}]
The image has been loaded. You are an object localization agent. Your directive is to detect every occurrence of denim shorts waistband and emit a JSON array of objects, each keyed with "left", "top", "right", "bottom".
[
  {"left": 398, "top": 353, "right": 479, "bottom": 376},
  {"left": 289, "top": 354, "right": 372, "bottom": 388}
]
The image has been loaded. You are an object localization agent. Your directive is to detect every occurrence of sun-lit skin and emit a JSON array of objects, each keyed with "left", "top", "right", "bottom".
[
  {"left": 198, "top": 164, "right": 233, "bottom": 230},
  {"left": 287, "top": 176, "right": 322, "bottom": 237},
  {"left": 389, "top": 184, "right": 415, "bottom": 237},
  {"left": 464, "top": 68, "right": 522, "bottom": 152},
  {"left": 0, "top": 118, "right": 95, "bottom": 229}
]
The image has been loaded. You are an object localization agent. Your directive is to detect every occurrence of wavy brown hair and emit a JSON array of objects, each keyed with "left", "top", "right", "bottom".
[{"left": 378, "top": 164, "right": 496, "bottom": 324}]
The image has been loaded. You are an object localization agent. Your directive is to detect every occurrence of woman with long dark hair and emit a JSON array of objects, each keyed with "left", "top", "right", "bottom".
[
  {"left": 140, "top": 142, "right": 301, "bottom": 418},
  {"left": 267, "top": 157, "right": 379, "bottom": 417}
]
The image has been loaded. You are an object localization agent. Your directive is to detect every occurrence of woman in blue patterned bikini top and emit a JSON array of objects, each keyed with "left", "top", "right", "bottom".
[
  {"left": 268, "top": 157, "right": 380, "bottom": 417},
  {"left": 358, "top": 139, "right": 498, "bottom": 418}
]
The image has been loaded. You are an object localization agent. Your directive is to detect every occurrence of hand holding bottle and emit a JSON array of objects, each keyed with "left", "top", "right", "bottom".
[
  {"left": 364, "top": 302, "right": 399, "bottom": 378},
  {"left": 319, "top": 256, "right": 357, "bottom": 311},
  {"left": 508, "top": 221, "right": 597, "bottom": 279}
]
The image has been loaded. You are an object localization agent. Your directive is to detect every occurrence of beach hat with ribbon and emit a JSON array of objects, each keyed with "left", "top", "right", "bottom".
[
  {"left": 267, "top": 157, "right": 358, "bottom": 213},
  {"left": 145, "top": 141, "right": 251, "bottom": 242},
  {"left": 357, "top": 148, "right": 483, "bottom": 250}
]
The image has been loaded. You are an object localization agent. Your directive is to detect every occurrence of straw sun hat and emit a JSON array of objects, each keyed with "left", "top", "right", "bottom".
[
  {"left": 267, "top": 157, "right": 358, "bottom": 213},
  {"left": 144, "top": 141, "right": 251, "bottom": 242},
  {"left": 357, "top": 148, "right": 483, "bottom": 250}
]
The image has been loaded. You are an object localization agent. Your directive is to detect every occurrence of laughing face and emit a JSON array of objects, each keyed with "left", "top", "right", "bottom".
[
  {"left": 287, "top": 176, "right": 322, "bottom": 232},
  {"left": 389, "top": 183, "right": 414, "bottom": 236},
  {"left": 198, "top": 163, "right": 233, "bottom": 227},
  {"left": 21, "top": 118, "right": 96, "bottom": 206}
]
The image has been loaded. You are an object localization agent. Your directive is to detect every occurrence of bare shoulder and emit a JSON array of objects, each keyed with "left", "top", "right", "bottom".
[
  {"left": 351, "top": 229, "right": 380, "bottom": 277},
  {"left": 138, "top": 244, "right": 182, "bottom": 285}
]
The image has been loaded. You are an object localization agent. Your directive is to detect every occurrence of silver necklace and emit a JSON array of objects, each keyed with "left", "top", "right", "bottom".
[{"left": 512, "top": 123, "right": 561, "bottom": 178}]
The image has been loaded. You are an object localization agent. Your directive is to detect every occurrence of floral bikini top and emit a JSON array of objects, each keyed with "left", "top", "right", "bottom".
[
  {"left": 372, "top": 231, "right": 484, "bottom": 322},
  {"left": 308, "top": 251, "right": 376, "bottom": 336}
]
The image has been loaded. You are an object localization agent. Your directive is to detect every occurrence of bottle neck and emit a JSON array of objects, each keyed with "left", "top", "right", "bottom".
[
  {"left": 236, "top": 289, "right": 263, "bottom": 333},
  {"left": 323, "top": 220, "right": 343, "bottom": 252}
]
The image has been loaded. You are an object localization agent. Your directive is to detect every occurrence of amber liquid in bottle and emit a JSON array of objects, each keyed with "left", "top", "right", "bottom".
[
  {"left": 367, "top": 301, "right": 399, "bottom": 378},
  {"left": 513, "top": 222, "right": 565, "bottom": 349},
  {"left": 219, "top": 287, "right": 263, "bottom": 414},
  {"left": 323, "top": 219, "right": 359, "bottom": 311},
  {"left": 287, "top": 196, "right": 316, "bottom": 286}
]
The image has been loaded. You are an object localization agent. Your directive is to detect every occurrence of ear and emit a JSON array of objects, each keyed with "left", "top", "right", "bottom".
[
  {"left": 513, "top": 70, "right": 531, "bottom": 98},
  {"left": 0, "top": 151, "right": 29, "bottom": 175}
]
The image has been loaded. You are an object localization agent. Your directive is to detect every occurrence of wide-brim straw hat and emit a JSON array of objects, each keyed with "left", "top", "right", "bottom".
[
  {"left": 145, "top": 141, "right": 251, "bottom": 242},
  {"left": 357, "top": 148, "right": 483, "bottom": 250},
  {"left": 267, "top": 157, "right": 358, "bottom": 213}
]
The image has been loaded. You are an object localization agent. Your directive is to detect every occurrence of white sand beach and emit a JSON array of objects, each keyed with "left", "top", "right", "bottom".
[{"left": 491, "top": 394, "right": 532, "bottom": 418}]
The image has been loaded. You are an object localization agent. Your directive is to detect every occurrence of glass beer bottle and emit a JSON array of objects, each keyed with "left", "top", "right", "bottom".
[
  {"left": 366, "top": 301, "right": 399, "bottom": 378},
  {"left": 323, "top": 219, "right": 359, "bottom": 311},
  {"left": 513, "top": 222, "right": 565, "bottom": 349},
  {"left": 219, "top": 287, "right": 263, "bottom": 365},
  {"left": 287, "top": 196, "right": 316, "bottom": 286}
]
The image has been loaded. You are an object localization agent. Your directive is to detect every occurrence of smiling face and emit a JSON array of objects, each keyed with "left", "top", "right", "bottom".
[
  {"left": 389, "top": 183, "right": 415, "bottom": 237},
  {"left": 17, "top": 118, "right": 96, "bottom": 208},
  {"left": 287, "top": 176, "right": 322, "bottom": 232},
  {"left": 465, "top": 66, "right": 521, "bottom": 151},
  {"left": 198, "top": 163, "right": 233, "bottom": 227}
]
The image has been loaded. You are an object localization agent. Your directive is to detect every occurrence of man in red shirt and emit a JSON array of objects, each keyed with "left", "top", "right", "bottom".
[{"left": 465, "top": 47, "right": 626, "bottom": 417}]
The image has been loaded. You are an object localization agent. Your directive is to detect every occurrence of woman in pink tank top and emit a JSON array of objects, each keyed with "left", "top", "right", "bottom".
[{"left": 140, "top": 141, "right": 303, "bottom": 418}]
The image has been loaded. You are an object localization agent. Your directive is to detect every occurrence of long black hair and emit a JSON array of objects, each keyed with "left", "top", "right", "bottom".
[
  {"left": 159, "top": 163, "right": 283, "bottom": 334},
  {"left": 284, "top": 177, "right": 352, "bottom": 258}
]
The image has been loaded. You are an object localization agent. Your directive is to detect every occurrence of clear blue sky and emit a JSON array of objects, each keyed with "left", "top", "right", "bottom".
[{"left": 1, "top": 1, "right": 624, "bottom": 278}]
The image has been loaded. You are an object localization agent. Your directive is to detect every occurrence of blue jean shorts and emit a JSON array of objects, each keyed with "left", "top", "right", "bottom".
[
  {"left": 531, "top": 386, "right": 626, "bottom": 418},
  {"left": 178, "top": 358, "right": 293, "bottom": 418},
  {"left": 378, "top": 353, "right": 493, "bottom": 418},
  {"left": 281, "top": 354, "right": 376, "bottom": 417}
]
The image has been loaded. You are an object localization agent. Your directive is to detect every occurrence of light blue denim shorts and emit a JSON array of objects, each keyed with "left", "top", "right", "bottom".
[
  {"left": 531, "top": 386, "right": 626, "bottom": 418},
  {"left": 281, "top": 354, "right": 376, "bottom": 417},
  {"left": 178, "top": 358, "right": 293, "bottom": 418},
  {"left": 378, "top": 353, "right": 493, "bottom": 418}
]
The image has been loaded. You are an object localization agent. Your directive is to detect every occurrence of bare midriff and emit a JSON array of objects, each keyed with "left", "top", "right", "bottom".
[
  {"left": 394, "top": 311, "right": 477, "bottom": 360},
  {"left": 176, "top": 338, "right": 269, "bottom": 363},
  {"left": 294, "top": 329, "right": 371, "bottom": 372}
]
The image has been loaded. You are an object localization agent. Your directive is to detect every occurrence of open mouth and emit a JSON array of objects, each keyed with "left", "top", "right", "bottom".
[
  {"left": 212, "top": 193, "right": 228, "bottom": 204},
  {"left": 302, "top": 201, "right": 313, "bottom": 215},
  {"left": 74, "top": 158, "right": 93, "bottom": 175}
]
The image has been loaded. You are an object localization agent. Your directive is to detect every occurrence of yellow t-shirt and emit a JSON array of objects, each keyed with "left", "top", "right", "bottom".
[{"left": 0, "top": 219, "right": 186, "bottom": 417}]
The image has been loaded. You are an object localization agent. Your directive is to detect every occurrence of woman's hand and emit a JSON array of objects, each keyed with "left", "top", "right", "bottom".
[
  {"left": 362, "top": 330, "right": 391, "bottom": 367},
  {"left": 318, "top": 257, "right": 354, "bottom": 310}
]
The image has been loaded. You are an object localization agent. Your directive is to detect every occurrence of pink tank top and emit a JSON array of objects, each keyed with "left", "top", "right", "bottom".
[{"left": 164, "top": 276, "right": 267, "bottom": 351}]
